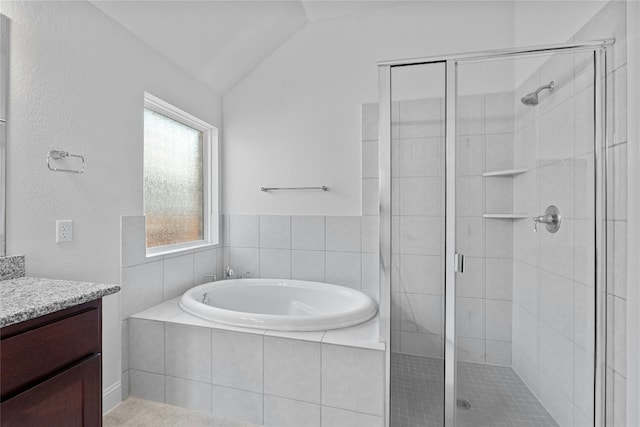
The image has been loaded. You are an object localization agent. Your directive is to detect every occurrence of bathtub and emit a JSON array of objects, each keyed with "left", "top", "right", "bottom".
[{"left": 179, "top": 278, "right": 377, "bottom": 331}]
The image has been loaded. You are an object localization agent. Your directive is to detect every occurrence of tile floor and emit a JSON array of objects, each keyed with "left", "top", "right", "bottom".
[
  {"left": 391, "top": 353, "right": 559, "bottom": 427},
  {"left": 103, "top": 397, "right": 257, "bottom": 427}
]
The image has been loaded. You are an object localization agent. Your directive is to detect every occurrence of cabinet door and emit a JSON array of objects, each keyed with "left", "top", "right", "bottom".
[{"left": 1, "top": 354, "right": 101, "bottom": 427}]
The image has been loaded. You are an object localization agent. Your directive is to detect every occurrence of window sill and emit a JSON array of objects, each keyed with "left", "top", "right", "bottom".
[{"left": 146, "top": 242, "right": 221, "bottom": 259}]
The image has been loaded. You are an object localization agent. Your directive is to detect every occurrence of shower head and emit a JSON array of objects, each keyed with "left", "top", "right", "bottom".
[{"left": 520, "top": 81, "right": 555, "bottom": 106}]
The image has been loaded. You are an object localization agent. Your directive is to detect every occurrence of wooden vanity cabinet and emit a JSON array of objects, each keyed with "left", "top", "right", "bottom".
[{"left": 0, "top": 299, "right": 103, "bottom": 427}]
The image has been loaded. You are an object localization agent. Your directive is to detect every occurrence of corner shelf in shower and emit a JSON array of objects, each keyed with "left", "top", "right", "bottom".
[
  {"left": 482, "top": 168, "right": 528, "bottom": 177},
  {"left": 482, "top": 213, "right": 529, "bottom": 219}
]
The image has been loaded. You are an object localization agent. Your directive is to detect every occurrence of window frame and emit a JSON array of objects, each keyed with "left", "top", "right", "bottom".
[{"left": 143, "top": 92, "right": 219, "bottom": 256}]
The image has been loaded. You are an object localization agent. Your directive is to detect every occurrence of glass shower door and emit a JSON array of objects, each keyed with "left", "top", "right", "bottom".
[
  {"left": 388, "top": 62, "right": 446, "bottom": 427},
  {"left": 454, "top": 50, "right": 598, "bottom": 426}
]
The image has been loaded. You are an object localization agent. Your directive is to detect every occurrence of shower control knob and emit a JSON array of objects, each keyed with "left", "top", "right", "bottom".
[{"left": 532, "top": 205, "right": 561, "bottom": 233}]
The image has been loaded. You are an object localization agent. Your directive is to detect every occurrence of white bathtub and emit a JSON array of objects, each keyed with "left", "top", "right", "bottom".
[{"left": 179, "top": 278, "right": 377, "bottom": 331}]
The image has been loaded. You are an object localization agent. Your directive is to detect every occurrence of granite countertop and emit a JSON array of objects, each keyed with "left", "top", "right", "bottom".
[{"left": 0, "top": 277, "right": 120, "bottom": 328}]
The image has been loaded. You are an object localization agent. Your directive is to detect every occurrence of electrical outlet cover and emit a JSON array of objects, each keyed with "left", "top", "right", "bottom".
[{"left": 56, "top": 220, "right": 73, "bottom": 243}]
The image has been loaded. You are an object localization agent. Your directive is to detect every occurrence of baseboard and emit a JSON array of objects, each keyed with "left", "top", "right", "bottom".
[{"left": 103, "top": 380, "right": 122, "bottom": 415}]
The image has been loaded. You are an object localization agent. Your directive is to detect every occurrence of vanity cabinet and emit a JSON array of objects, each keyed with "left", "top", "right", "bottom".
[{"left": 0, "top": 299, "right": 102, "bottom": 427}]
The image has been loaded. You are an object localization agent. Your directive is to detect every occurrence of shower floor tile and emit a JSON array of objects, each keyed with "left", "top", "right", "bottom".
[{"left": 391, "top": 353, "right": 558, "bottom": 427}]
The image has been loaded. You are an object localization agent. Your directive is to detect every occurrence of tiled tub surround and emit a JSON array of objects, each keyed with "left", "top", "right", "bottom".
[
  {"left": 512, "top": 3, "right": 628, "bottom": 426},
  {"left": 127, "top": 298, "right": 384, "bottom": 427},
  {"left": 0, "top": 255, "right": 25, "bottom": 280},
  {"left": 0, "top": 276, "right": 120, "bottom": 327},
  {"left": 222, "top": 214, "right": 379, "bottom": 302}
]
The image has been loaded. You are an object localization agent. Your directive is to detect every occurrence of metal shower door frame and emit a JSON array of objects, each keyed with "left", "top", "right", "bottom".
[{"left": 378, "top": 39, "right": 612, "bottom": 427}]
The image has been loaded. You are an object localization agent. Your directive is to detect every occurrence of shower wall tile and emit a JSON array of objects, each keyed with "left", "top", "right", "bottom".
[
  {"left": 400, "top": 293, "right": 442, "bottom": 335},
  {"left": 400, "top": 137, "right": 443, "bottom": 177},
  {"left": 538, "top": 373, "right": 573, "bottom": 427},
  {"left": 573, "top": 219, "right": 595, "bottom": 288},
  {"left": 612, "top": 65, "right": 627, "bottom": 145},
  {"left": 574, "top": 154, "right": 595, "bottom": 220},
  {"left": 538, "top": 100, "right": 575, "bottom": 165},
  {"left": 485, "top": 133, "right": 514, "bottom": 172},
  {"left": 573, "top": 344, "right": 595, "bottom": 421},
  {"left": 399, "top": 177, "right": 442, "bottom": 216},
  {"left": 455, "top": 217, "right": 484, "bottom": 257},
  {"left": 539, "top": 322, "right": 574, "bottom": 400},
  {"left": 456, "top": 337, "right": 485, "bottom": 363},
  {"left": 573, "top": 281, "right": 595, "bottom": 354},
  {"left": 456, "top": 297, "right": 485, "bottom": 339},
  {"left": 485, "top": 299, "right": 512, "bottom": 342},
  {"left": 456, "top": 176, "right": 484, "bottom": 217},
  {"left": 608, "top": 143, "right": 627, "bottom": 221},
  {"left": 485, "top": 178, "right": 513, "bottom": 214},
  {"left": 400, "top": 331, "right": 442, "bottom": 358},
  {"left": 398, "top": 98, "right": 442, "bottom": 138},
  {"left": 485, "top": 92, "right": 515, "bottom": 134},
  {"left": 456, "top": 135, "right": 485, "bottom": 176},
  {"left": 485, "top": 258, "right": 512, "bottom": 300},
  {"left": 539, "top": 270, "right": 574, "bottom": 340},
  {"left": 538, "top": 52, "right": 575, "bottom": 114},
  {"left": 399, "top": 216, "right": 442, "bottom": 256},
  {"left": 457, "top": 95, "right": 485, "bottom": 136},
  {"left": 486, "top": 340, "right": 512, "bottom": 366},
  {"left": 538, "top": 219, "right": 574, "bottom": 280},
  {"left": 456, "top": 256, "right": 485, "bottom": 299},
  {"left": 398, "top": 254, "right": 442, "bottom": 295},
  {"left": 485, "top": 219, "right": 513, "bottom": 258},
  {"left": 573, "top": 87, "right": 595, "bottom": 157}
]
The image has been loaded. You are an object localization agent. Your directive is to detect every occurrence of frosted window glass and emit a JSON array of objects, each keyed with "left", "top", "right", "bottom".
[{"left": 144, "top": 108, "right": 204, "bottom": 248}]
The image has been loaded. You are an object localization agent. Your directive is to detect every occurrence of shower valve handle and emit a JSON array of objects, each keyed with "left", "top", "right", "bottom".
[{"left": 532, "top": 205, "right": 561, "bottom": 233}]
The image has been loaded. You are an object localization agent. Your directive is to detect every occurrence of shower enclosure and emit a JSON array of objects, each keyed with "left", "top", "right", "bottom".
[{"left": 378, "top": 40, "right": 612, "bottom": 426}]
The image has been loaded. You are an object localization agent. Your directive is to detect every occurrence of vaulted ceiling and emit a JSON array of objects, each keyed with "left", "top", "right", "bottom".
[{"left": 92, "top": 1, "right": 417, "bottom": 95}]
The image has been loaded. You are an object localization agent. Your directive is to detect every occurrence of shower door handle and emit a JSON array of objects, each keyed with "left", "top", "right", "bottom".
[{"left": 454, "top": 253, "right": 465, "bottom": 273}]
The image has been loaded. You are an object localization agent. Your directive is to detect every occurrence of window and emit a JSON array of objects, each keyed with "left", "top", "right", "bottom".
[{"left": 143, "top": 93, "right": 218, "bottom": 254}]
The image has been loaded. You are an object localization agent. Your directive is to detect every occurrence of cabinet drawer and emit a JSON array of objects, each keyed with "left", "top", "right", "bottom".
[
  {"left": 1, "top": 354, "right": 101, "bottom": 427},
  {"left": 1, "top": 308, "right": 100, "bottom": 399}
]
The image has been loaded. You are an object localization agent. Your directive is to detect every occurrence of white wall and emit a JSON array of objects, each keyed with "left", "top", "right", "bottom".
[
  {"left": 223, "top": 1, "right": 515, "bottom": 216},
  {"left": 513, "top": 0, "right": 608, "bottom": 85},
  {"left": 2, "top": 0, "right": 222, "bottom": 412}
]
